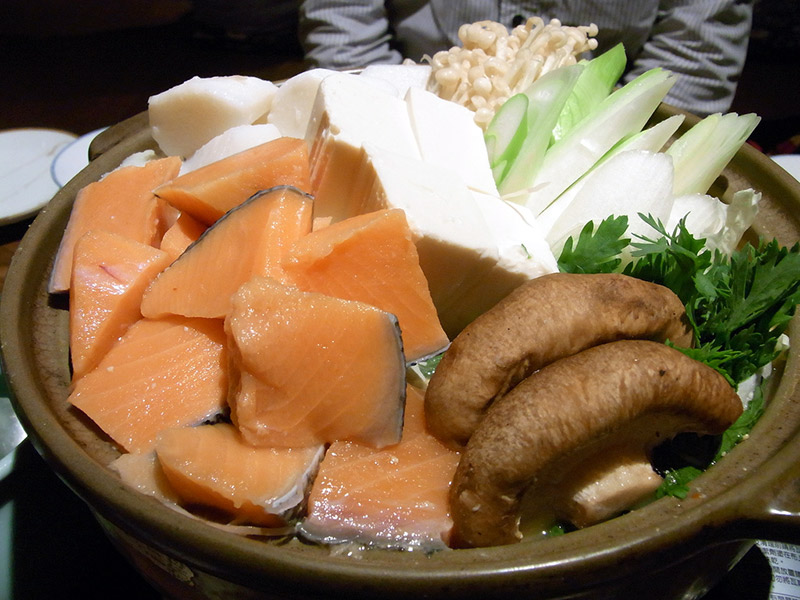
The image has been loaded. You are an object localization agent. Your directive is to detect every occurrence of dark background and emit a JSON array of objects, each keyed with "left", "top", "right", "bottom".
[{"left": 0, "top": 0, "right": 797, "bottom": 150}]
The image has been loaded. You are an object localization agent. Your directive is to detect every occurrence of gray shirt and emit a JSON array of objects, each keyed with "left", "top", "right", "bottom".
[{"left": 299, "top": 0, "right": 753, "bottom": 116}]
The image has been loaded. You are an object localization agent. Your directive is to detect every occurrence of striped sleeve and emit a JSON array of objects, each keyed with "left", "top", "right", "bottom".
[
  {"left": 622, "top": 0, "right": 753, "bottom": 115},
  {"left": 299, "top": 0, "right": 403, "bottom": 69}
]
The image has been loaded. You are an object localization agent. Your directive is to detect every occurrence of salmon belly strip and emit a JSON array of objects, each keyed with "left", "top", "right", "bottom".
[
  {"left": 68, "top": 316, "right": 228, "bottom": 454},
  {"left": 141, "top": 186, "right": 313, "bottom": 320},
  {"left": 159, "top": 211, "right": 207, "bottom": 263},
  {"left": 299, "top": 385, "right": 461, "bottom": 550},
  {"left": 69, "top": 230, "right": 172, "bottom": 383},
  {"left": 284, "top": 208, "right": 449, "bottom": 362},
  {"left": 225, "top": 277, "right": 406, "bottom": 449},
  {"left": 49, "top": 156, "right": 182, "bottom": 293},
  {"left": 155, "top": 423, "right": 325, "bottom": 527},
  {"left": 153, "top": 137, "right": 311, "bottom": 225}
]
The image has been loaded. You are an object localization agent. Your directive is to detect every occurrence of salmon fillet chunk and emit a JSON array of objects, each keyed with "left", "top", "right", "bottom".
[
  {"left": 225, "top": 277, "right": 406, "bottom": 449},
  {"left": 299, "top": 386, "right": 461, "bottom": 550}
]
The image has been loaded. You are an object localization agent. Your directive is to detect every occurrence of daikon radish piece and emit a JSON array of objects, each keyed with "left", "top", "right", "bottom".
[
  {"left": 149, "top": 75, "right": 278, "bottom": 157},
  {"left": 266, "top": 68, "right": 337, "bottom": 139},
  {"left": 180, "top": 123, "right": 282, "bottom": 174}
]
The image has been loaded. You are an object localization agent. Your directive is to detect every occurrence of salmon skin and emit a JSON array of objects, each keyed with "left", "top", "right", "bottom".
[{"left": 159, "top": 212, "right": 207, "bottom": 262}]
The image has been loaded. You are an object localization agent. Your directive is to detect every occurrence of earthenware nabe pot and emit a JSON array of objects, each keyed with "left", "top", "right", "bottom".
[{"left": 2, "top": 103, "right": 800, "bottom": 600}]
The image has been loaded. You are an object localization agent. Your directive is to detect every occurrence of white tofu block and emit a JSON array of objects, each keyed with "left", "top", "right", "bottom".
[
  {"left": 306, "top": 73, "right": 421, "bottom": 221},
  {"left": 180, "top": 123, "right": 282, "bottom": 174},
  {"left": 266, "top": 68, "right": 337, "bottom": 138},
  {"left": 472, "top": 191, "right": 558, "bottom": 281},
  {"left": 405, "top": 87, "right": 498, "bottom": 196},
  {"left": 360, "top": 63, "right": 432, "bottom": 98},
  {"left": 362, "top": 144, "right": 512, "bottom": 336},
  {"left": 148, "top": 75, "right": 278, "bottom": 158}
]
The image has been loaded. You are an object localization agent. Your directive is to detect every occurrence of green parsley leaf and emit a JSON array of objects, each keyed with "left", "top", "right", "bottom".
[
  {"left": 655, "top": 466, "right": 703, "bottom": 499},
  {"left": 545, "top": 523, "right": 567, "bottom": 537},
  {"left": 414, "top": 352, "right": 444, "bottom": 380},
  {"left": 557, "top": 215, "right": 630, "bottom": 274},
  {"left": 625, "top": 215, "right": 713, "bottom": 305},
  {"left": 716, "top": 382, "right": 765, "bottom": 459},
  {"left": 624, "top": 217, "right": 799, "bottom": 385},
  {"left": 688, "top": 239, "right": 800, "bottom": 383},
  {"left": 669, "top": 342, "right": 742, "bottom": 387}
]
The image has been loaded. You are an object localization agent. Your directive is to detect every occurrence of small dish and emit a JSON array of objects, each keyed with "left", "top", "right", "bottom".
[
  {"left": 0, "top": 128, "right": 76, "bottom": 225},
  {"left": 772, "top": 154, "right": 800, "bottom": 183},
  {"left": 50, "top": 128, "right": 108, "bottom": 188}
]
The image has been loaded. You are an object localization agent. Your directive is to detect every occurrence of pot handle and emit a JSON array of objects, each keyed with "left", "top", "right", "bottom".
[
  {"left": 729, "top": 438, "right": 800, "bottom": 543},
  {"left": 88, "top": 112, "right": 150, "bottom": 160}
]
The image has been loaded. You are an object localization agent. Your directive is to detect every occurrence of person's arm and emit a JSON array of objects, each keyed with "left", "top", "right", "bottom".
[
  {"left": 299, "top": 0, "right": 403, "bottom": 69},
  {"left": 622, "top": 0, "right": 753, "bottom": 116}
]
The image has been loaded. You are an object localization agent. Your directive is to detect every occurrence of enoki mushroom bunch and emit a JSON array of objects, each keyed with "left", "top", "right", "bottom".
[{"left": 425, "top": 17, "right": 599, "bottom": 129}]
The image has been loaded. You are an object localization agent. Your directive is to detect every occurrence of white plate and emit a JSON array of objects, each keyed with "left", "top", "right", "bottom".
[
  {"left": 50, "top": 127, "right": 108, "bottom": 188},
  {"left": 0, "top": 128, "right": 77, "bottom": 225},
  {"left": 772, "top": 154, "right": 800, "bottom": 184}
]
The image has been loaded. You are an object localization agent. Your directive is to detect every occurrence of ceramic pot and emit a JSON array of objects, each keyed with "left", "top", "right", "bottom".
[{"left": 2, "top": 105, "right": 799, "bottom": 600}]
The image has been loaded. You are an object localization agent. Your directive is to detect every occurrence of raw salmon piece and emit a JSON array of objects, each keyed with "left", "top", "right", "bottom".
[
  {"left": 153, "top": 137, "right": 311, "bottom": 225},
  {"left": 311, "top": 216, "right": 332, "bottom": 231},
  {"left": 141, "top": 186, "right": 313, "bottom": 320},
  {"left": 156, "top": 199, "right": 181, "bottom": 244},
  {"left": 154, "top": 423, "right": 325, "bottom": 527},
  {"left": 49, "top": 156, "right": 182, "bottom": 293},
  {"left": 110, "top": 450, "right": 299, "bottom": 536},
  {"left": 284, "top": 209, "right": 449, "bottom": 362},
  {"left": 68, "top": 316, "right": 228, "bottom": 454},
  {"left": 299, "top": 385, "right": 461, "bottom": 550},
  {"left": 69, "top": 230, "right": 173, "bottom": 382},
  {"left": 110, "top": 451, "right": 183, "bottom": 504},
  {"left": 226, "top": 277, "right": 406, "bottom": 449},
  {"left": 159, "top": 212, "right": 208, "bottom": 262}
]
